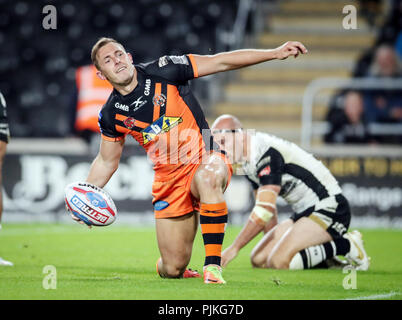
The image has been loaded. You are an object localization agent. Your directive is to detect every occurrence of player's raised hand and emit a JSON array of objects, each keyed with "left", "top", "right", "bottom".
[
  {"left": 274, "top": 41, "right": 308, "bottom": 60},
  {"left": 221, "top": 245, "right": 239, "bottom": 268}
]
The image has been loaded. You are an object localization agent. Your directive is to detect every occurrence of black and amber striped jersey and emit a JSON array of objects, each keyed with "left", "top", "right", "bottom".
[
  {"left": 98, "top": 54, "right": 220, "bottom": 179},
  {"left": 0, "top": 92, "right": 10, "bottom": 143},
  {"left": 244, "top": 132, "right": 342, "bottom": 214}
]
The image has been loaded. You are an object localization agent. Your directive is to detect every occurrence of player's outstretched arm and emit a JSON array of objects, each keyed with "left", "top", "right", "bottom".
[
  {"left": 70, "top": 138, "right": 124, "bottom": 228},
  {"left": 221, "top": 184, "right": 280, "bottom": 268},
  {"left": 193, "top": 41, "right": 308, "bottom": 77},
  {"left": 86, "top": 138, "right": 125, "bottom": 188}
]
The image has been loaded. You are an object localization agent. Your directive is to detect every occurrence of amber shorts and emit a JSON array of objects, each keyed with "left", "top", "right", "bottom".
[{"left": 152, "top": 152, "right": 233, "bottom": 219}]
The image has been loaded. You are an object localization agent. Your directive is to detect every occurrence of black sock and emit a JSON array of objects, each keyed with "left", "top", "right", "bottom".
[{"left": 293, "top": 238, "right": 351, "bottom": 269}]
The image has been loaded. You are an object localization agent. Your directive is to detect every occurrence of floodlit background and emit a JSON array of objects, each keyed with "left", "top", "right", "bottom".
[{"left": 1, "top": 0, "right": 401, "bottom": 227}]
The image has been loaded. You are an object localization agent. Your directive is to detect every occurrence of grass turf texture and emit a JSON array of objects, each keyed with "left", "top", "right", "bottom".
[{"left": 0, "top": 224, "right": 401, "bottom": 300}]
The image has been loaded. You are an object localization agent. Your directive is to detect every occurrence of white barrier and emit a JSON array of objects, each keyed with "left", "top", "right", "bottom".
[{"left": 301, "top": 77, "right": 402, "bottom": 148}]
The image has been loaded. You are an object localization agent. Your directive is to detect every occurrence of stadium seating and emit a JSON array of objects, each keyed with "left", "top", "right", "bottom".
[
  {"left": 208, "top": 0, "right": 383, "bottom": 144},
  {"left": 2, "top": 0, "right": 397, "bottom": 145},
  {"left": 0, "top": 0, "right": 237, "bottom": 137}
]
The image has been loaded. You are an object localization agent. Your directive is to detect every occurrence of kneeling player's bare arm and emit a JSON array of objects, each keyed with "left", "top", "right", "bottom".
[
  {"left": 86, "top": 139, "right": 125, "bottom": 187},
  {"left": 70, "top": 139, "right": 124, "bottom": 227},
  {"left": 221, "top": 185, "right": 280, "bottom": 268},
  {"left": 192, "top": 41, "right": 308, "bottom": 77}
]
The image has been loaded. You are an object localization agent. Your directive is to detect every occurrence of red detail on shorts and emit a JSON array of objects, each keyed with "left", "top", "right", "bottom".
[{"left": 258, "top": 165, "right": 271, "bottom": 177}]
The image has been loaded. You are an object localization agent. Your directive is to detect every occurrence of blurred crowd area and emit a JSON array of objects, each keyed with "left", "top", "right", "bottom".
[
  {"left": 0, "top": 0, "right": 240, "bottom": 139},
  {"left": 325, "top": 0, "right": 402, "bottom": 144},
  {"left": 0, "top": 0, "right": 401, "bottom": 145}
]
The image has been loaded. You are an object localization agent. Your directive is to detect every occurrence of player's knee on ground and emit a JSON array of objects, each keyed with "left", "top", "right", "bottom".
[
  {"left": 160, "top": 262, "right": 187, "bottom": 278},
  {"left": 266, "top": 253, "right": 291, "bottom": 270},
  {"left": 250, "top": 250, "right": 266, "bottom": 268}
]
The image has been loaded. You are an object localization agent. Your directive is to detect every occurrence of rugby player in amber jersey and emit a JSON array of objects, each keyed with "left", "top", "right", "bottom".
[
  {"left": 0, "top": 92, "right": 13, "bottom": 266},
  {"left": 70, "top": 37, "right": 308, "bottom": 283},
  {"left": 212, "top": 115, "right": 370, "bottom": 271}
]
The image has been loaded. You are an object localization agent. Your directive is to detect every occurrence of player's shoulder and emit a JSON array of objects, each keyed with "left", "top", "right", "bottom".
[
  {"left": 137, "top": 55, "right": 190, "bottom": 69},
  {"left": 98, "top": 91, "right": 119, "bottom": 122},
  {"left": 251, "top": 132, "right": 278, "bottom": 156},
  {"left": 255, "top": 131, "right": 294, "bottom": 154},
  {"left": 100, "top": 90, "right": 116, "bottom": 109},
  {"left": 136, "top": 54, "right": 192, "bottom": 81},
  {"left": 254, "top": 131, "right": 287, "bottom": 147},
  {"left": 248, "top": 131, "right": 289, "bottom": 169},
  {"left": 255, "top": 131, "right": 318, "bottom": 167}
]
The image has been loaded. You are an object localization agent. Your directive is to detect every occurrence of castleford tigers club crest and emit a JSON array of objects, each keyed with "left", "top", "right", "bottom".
[
  {"left": 153, "top": 93, "right": 167, "bottom": 107},
  {"left": 123, "top": 117, "right": 136, "bottom": 129}
]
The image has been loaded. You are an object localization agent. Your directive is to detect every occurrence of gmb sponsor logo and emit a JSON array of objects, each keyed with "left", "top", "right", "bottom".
[
  {"left": 144, "top": 79, "right": 151, "bottom": 96},
  {"left": 114, "top": 102, "right": 129, "bottom": 112}
]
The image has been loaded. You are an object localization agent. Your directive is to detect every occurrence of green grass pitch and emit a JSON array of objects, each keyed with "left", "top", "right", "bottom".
[{"left": 0, "top": 223, "right": 401, "bottom": 300}]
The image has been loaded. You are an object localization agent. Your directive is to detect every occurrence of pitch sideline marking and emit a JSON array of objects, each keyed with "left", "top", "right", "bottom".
[{"left": 343, "top": 291, "right": 401, "bottom": 300}]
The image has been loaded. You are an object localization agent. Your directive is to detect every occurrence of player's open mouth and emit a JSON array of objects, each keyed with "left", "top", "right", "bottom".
[{"left": 116, "top": 66, "right": 126, "bottom": 73}]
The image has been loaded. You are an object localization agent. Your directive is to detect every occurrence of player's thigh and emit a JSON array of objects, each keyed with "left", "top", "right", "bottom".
[
  {"left": 0, "top": 140, "right": 6, "bottom": 161},
  {"left": 155, "top": 211, "right": 199, "bottom": 267},
  {"left": 190, "top": 152, "right": 229, "bottom": 200},
  {"left": 250, "top": 219, "right": 293, "bottom": 267},
  {"left": 268, "top": 216, "right": 332, "bottom": 266}
]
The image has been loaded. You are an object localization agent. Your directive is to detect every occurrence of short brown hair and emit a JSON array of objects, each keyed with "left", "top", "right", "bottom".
[{"left": 91, "top": 37, "right": 122, "bottom": 69}]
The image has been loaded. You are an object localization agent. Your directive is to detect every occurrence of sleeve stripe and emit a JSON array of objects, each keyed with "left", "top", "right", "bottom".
[
  {"left": 187, "top": 54, "right": 199, "bottom": 78},
  {"left": 115, "top": 114, "right": 149, "bottom": 128},
  {"left": 153, "top": 83, "right": 162, "bottom": 121}
]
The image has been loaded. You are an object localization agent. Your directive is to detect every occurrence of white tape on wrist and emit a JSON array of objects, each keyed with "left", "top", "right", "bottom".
[
  {"left": 257, "top": 189, "right": 278, "bottom": 197},
  {"left": 255, "top": 201, "right": 276, "bottom": 210},
  {"left": 252, "top": 205, "right": 273, "bottom": 223}
]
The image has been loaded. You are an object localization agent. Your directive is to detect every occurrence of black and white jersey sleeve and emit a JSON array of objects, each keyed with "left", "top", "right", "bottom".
[
  {"left": 244, "top": 146, "right": 284, "bottom": 189},
  {"left": 255, "top": 147, "right": 285, "bottom": 186},
  {"left": 0, "top": 92, "right": 10, "bottom": 143},
  {"left": 98, "top": 100, "right": 125, "bottom": 142}
]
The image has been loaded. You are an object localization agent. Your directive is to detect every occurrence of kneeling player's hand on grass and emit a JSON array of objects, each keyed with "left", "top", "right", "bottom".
[
  {"left": 221, "top": 245, "right": 239, "bottom": 268},
  {"left": 70, "top": 213, "right": 92, "bottom": 229}
]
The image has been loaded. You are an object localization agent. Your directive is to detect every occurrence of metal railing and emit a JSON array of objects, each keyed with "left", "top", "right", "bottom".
[
  {"left": 301, "top": 77, "right": 402, "bottom": 148},
  {"left": 207, "top": 0, "right": 262, "bottom": 107},
  {"left": 217, "top": 0, "right": 259, "bottom": 51}
]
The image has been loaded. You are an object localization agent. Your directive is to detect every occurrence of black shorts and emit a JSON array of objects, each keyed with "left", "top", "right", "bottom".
[
  {"left": 0, "top": 96, "right": 9, "bottom": 143},
  {"left": 290, "top": 194, "right": 351, "bottom": 240},
  {"left": 0, "top": 120, "right": 9, "bottom": 143}
]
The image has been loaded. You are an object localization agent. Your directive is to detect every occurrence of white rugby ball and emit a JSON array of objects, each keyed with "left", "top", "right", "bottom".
[{"left": 64, "top": 182, "right": 117, "bottom": 227}]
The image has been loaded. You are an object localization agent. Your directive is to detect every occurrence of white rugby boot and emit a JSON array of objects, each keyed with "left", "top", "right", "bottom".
[
  {"left": 0, "top": 257, "right": 13, "bottom": 266},
  {"left": 344, "top": 230, "right": 370, "bottom": 271}
]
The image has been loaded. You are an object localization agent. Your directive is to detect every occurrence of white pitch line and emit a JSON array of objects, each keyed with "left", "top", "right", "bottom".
[{"left": 343, "top": 291, "right": 401, "bottom": 300}]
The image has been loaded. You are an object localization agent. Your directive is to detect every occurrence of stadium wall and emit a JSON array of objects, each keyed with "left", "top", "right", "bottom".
[{"left": 3, "top": 139, "right": 402, "bottom": 228}]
